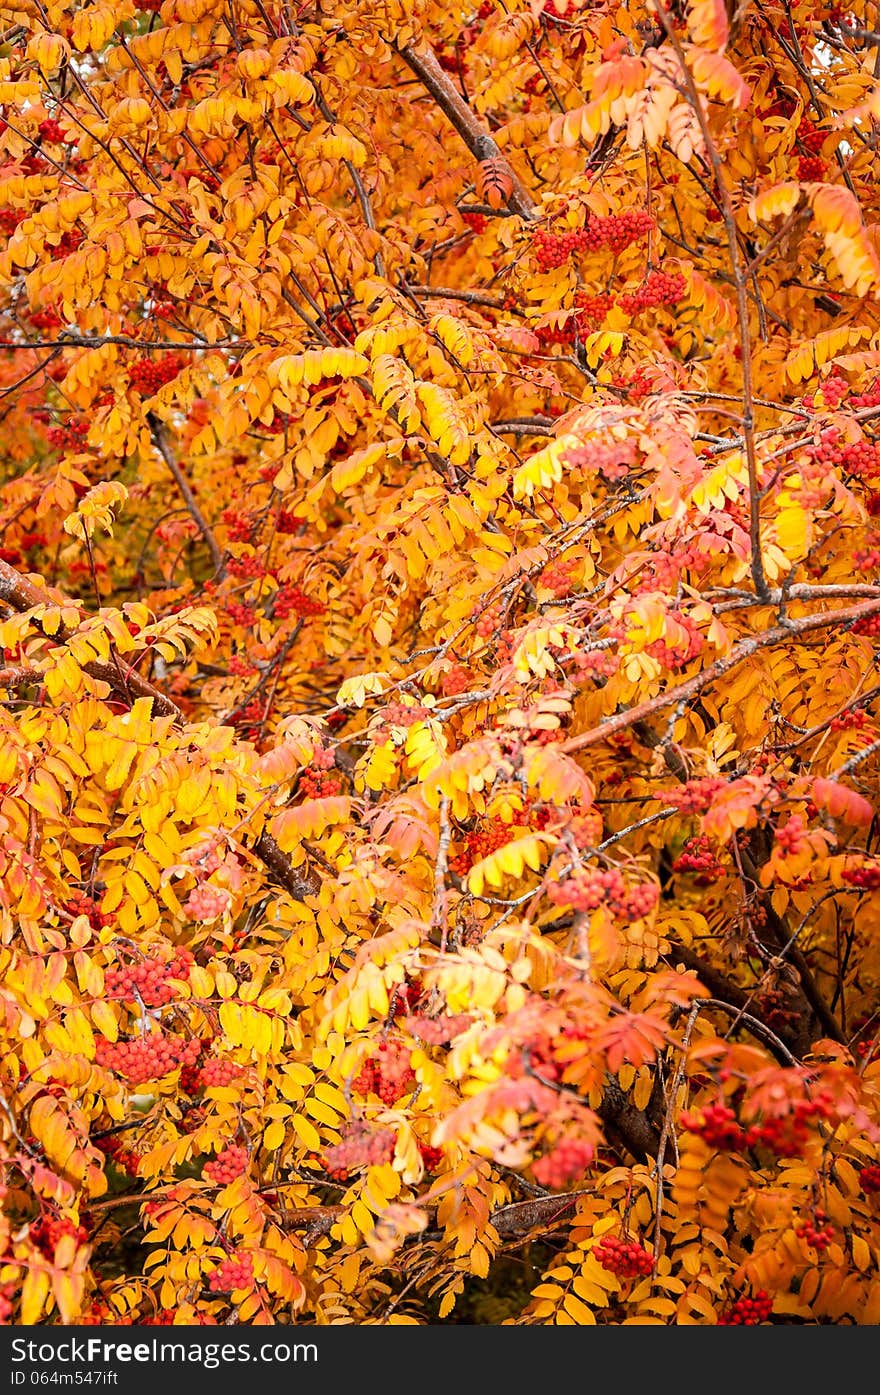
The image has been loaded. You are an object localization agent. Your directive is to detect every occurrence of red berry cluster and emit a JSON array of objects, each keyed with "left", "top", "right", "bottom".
[
  {"left": 324, "top": 1123, "right": 396, "bottom": 1180},
  {"left": 853, "top": 613, "right": 880, "bottom": 637},
  {"left": 593, "top": 1236, "right": 653, "bottom": 1277},
  {"left": 660, "top": 777, "right": 726, "bottom": 814},
  {"left": 105, "top": 949, "right": 193, "bottom": 1007},
  {"left": 47, "top": 418, "right": 89, "bottom": 450},
  {"left": 774, "top": 814, "right": 806, "bottom": 855},
  {"left": 64, "top": 892, "right": 114, "bottom": 932},
  {"left": 378, "top": 702, "right": 430, "bottom": 729},
  {"left": 199, "top": 1057, "right": 245, "bottom": 1088},
  {"left": 797, "top": 119, "right": 826, "bottom": 153},
  {"left": 95, "top": 1034, "right": 202, "bottom": 1085},
  {"left": 463, "top": 212, "right": 487, "bottom": 233},
  {"left": 0, "top": 209, "right": 25, "bottom": 235},
  {"left": 798, "top": 155, "right": 826, "bottom": 181},
  {"left": 749, "top": 1094, "right": 835, "bottom": 1157},
  {"left": 128, "top": 355, "right": 183, "bottom": 396},
  {"left": 273, "top": 584, "right": 324, "bottom": 620},
  {"left": 299, "top": 752, "right": 343, "bottom": 799},
  {"left": 808, "top": 429, "right": 880, "bottom": 481},
  {"left": 681, "top": 1103, "right": 744, "bottom": 1150},
  {"left": 830, "top": 707, "right": 870, "bottom": 731},
  {"left": 843, "top": 861, "right": 880, "bottom": 890},
  {"left": 30, "top": 1214, "right": 89, "bottom": 1258},
  {"left": 532, "top": 212, "right": 653, "bottom": 270},
  {"left": 617, "top": 269, "right": 686, "bottom": 314},
  {"left": 226, "top": 602, "right": 256, "bottom": 627},
  {"left": 854, "top": 546, "right": 880, "bottom": 573},
  {"left": 672, "top": 835, "right": 724, "bottom": 884},
  {"left": 95, "top": 1133, "right": 139, "bottom": 1175},
  {"left": 548, "top": 867, "right": 659, "bottom": 920},
  {"left": 859, "top": 1164, "right": 880, "bottom": 1193},
  {"left": 563, "top": 439, "right": 637, "bottom": 482},
  {"left": 228, "top": 555, "right": 266, "bottom": 580},
  {"left": 221, "top": 508, "right": 255, "bottom": 543},
  {"left": 276, "top": 510, "right": 304, "bottom": 533},
  {"left": 611, "top": 366, "right": 654, "bottom": 401},
  {"left": 718, "top": 1291, "right": 773, "bottom": 1326},
  {"left": 574, "top": 291, "right": 614, "bottom": 323},
  {"left": 803, "top": 374, "right": 848, "bottom": 410},
  {"left": 208, "top": 1253, "right": 254, "bottom": 1293},
  {"left": 645, "top": 611, "right": 704, "bottom": 669},
  {"left": 56, "top": 229, "right": 84, "bottom": 255},
  {"left": 38, "top": 119, "right": 70, "bottom": 142},
  {"left": 532, "top": 1139, "right": 594, "bottom": 1188},
  {"left": 418, "top": 1144, "right": 444, "bottom": 1172},
  {"left": 851, "top": 380, "right": 880, "bottom": 409},
  {"left": 204, "top": 1144, "right": 248, "bottom": 1185},
  {"left": 449, "top": 806, "right": 552, "bottom": 875},
  {"left": 795, "top": 1211, "right": 834, "bottom": 1250},
  {"left": 228, "top": 654, "right": 257, "bottom": 677},
  {"left": 29, "top": 306, "right": 63, "bottom": 330},
  {"left": 352, "top": 1041, "right": 416, "bottom": 1104}
]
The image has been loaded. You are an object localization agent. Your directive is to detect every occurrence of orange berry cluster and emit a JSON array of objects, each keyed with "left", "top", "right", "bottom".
[
  {"left": 324, "top": 1123, "right": 396, "bottom": 1180},
  {"left": 718, "top": 1291, "right": 772, "bottom": 1326},
  {"left": 208, "top": 1253, "right": 254, "bottom": 1293},
  {"left": 532, "top": 1139, "right": 594, "bottom": 1188},
  {"left": 593, "top": 1236, "right": 653, "bottom": 1277},
  {"left": 96, "top": 1034, "right": 202, "bottom": 1084},
  {"left": 30, "top": 1214, "right": 89, "bottom": 1258},
  {"left": 105, "top": 949, "right": 193, "bottom": 1007},
  {"left": 128, "top": 355, "right": 183, "bottom": 396},
  {"left": 402, "top": 1012, "right": 473, "bottom": 1045},
  {"left": 352, "top": 1041, "right": 416, "bottom": 1104},
  {"left": 204, "top": 1144, "right": 248, "bottom": 1185}
]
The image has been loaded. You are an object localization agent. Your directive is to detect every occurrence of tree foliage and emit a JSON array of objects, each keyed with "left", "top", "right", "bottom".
[{"left": 1, "top": 0, "right": 880, "bottom": 1328}]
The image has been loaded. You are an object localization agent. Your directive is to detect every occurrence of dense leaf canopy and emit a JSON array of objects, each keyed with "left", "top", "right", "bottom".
[{"left": 1, "top": 0, "right": 880, "bottom": 1328}]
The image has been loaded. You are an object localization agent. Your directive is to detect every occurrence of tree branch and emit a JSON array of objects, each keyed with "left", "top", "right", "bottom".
[
  {"left": 147, "top": 414, "right": 225, "bottom": 577},
  {"left": 397, "top": 43, "right": 537, "bottom": 220}
]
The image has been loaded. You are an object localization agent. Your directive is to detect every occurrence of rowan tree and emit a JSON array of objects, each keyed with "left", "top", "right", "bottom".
[{"left": 0, "top": 0, "right": 879, "bottom": 1328}]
